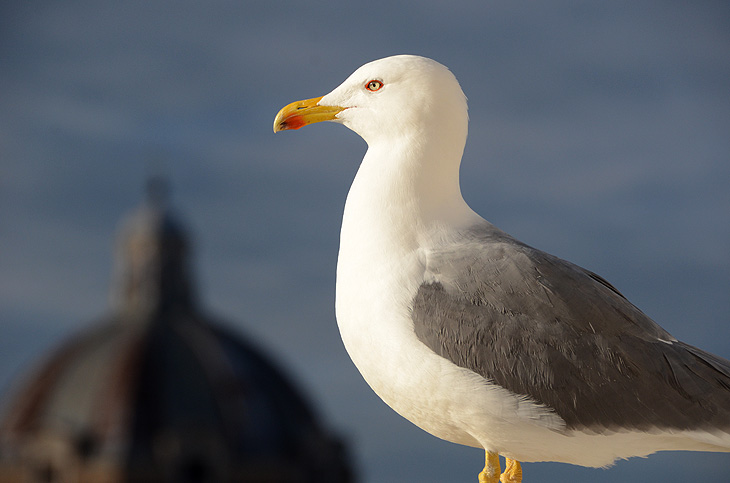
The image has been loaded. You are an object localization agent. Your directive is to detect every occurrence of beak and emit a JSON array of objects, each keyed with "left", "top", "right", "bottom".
[{"left": 273, "top": 96, "right": 345, "bottom": 133}]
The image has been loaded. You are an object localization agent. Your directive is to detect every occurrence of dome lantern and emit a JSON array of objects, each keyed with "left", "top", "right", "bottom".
[{"left": 112, "top": 177, "right": 195, "bottom": 318}]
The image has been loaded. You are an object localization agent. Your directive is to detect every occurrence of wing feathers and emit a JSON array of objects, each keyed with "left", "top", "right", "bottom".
[{"left": 413, "top": 223, "right": 730, "bottom": 432}]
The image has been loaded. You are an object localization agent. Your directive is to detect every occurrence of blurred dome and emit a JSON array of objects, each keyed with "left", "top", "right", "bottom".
[{"left": 0, "top": 181, "right": 353, "bottom": 482}]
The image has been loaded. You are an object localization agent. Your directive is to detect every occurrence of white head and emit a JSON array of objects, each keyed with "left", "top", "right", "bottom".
[{"left": 274, "top": 55, "right": 468, "bottom": 148}]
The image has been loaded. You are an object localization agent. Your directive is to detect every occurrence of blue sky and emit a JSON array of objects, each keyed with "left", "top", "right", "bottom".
[{"left": 1, "top": 1, "right": 729, "bottom": 481}]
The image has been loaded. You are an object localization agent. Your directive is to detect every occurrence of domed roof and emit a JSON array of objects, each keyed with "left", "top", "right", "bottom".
[{"left": 0, "top": 182, "right": 353, "bottom": 482}]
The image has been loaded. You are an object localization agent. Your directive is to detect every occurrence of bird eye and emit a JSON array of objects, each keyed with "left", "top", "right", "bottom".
[{"left": 365, "top": 80, "right": 383, "bottom": 92}]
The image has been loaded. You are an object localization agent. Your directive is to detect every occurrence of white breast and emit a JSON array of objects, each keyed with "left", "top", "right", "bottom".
[{"left": 333, "top": 146, "right": 562, "bottom": 451}]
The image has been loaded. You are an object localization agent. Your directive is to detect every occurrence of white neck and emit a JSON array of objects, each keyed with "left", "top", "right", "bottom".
[{"left": 340, "top": 133, "right": 477, "bottom": 257}]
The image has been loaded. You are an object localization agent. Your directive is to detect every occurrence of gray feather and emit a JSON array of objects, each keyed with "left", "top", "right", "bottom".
[{"left": 412, "top": 222, "right": 730, "bottom": 432}]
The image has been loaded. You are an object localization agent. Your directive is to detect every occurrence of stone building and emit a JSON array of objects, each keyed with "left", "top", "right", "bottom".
[{"left": 0, "top": 182, "right": 352, "bottom": 482}]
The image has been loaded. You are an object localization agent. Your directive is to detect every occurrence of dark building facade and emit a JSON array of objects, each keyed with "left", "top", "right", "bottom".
[{"left": 0, "top": 183, "right": 352, "bottom": 482}]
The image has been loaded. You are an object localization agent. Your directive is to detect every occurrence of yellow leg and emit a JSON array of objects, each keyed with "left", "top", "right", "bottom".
[
  {"left": 499, "top": 458, "right": 522, "bottom": 483},
  {"left": 478, "top": 451, "right": 501, "bottom": 483}
]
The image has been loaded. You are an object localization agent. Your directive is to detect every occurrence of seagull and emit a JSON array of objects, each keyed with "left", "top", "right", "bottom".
[{"left": 273, "top": 55, "right": 730, "bottom": 482}]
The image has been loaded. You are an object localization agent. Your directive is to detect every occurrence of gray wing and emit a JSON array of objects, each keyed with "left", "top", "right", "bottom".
[{"left": 412, "top": 222, "right": 730, "bottom": 432}]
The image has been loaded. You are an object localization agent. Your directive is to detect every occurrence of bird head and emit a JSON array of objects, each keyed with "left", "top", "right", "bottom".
[{"left": 274, "top": 55, "right": 468, "bottom": 147}]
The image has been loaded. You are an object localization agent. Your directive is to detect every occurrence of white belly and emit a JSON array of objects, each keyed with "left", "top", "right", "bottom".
[{"left": 334, "top": 246, "right": 563, "bottom": 452}]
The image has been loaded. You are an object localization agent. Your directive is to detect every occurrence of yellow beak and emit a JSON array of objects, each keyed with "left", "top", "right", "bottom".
[{"left": 273, "top": 96, "right": 345, "bottom": 133}]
